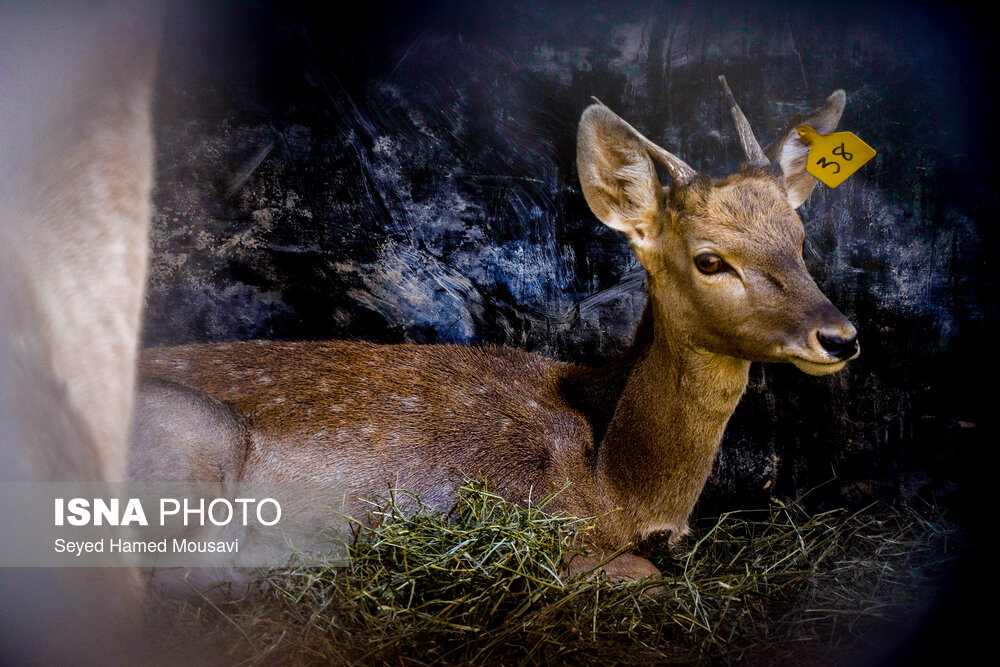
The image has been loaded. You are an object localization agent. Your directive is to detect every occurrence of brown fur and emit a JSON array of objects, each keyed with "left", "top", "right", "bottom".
[{"left": 133, "top": 90, "right": 859, "bottom": 582}]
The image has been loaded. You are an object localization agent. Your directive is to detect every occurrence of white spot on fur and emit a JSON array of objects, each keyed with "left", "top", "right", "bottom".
[{"left": 399, "top": 396, "right": 422, "bottom": 409}]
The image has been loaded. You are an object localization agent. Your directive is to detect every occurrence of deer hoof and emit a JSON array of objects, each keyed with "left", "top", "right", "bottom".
[{"left": 566, "top": 551, "right": 664, "bottom": 593}]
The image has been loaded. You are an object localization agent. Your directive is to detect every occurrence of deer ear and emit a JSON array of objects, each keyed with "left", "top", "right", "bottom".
[
  {"left": 765, "top": 90, "right": 846, "bottom": 208},
  {"left": 577, "top": 105, "right": 667, "bottom": 245}
]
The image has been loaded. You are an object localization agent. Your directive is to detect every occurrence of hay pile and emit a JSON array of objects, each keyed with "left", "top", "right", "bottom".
[{"left": 157, "top": 482, "right": 958, "bottom": 665}]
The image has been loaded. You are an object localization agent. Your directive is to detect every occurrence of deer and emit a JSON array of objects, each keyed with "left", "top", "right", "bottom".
[{"left": 131, "top": 79, "right": 859, "bottom": 583}]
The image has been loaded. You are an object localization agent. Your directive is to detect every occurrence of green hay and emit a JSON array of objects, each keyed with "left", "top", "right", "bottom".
[{"left": 152, "top": 482, "right": 959, "bottom": 665}]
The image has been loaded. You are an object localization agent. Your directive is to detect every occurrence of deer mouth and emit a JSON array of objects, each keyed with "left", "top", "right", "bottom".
[{"left": 789, "top": 354, "right": 855, "bottom": 376}]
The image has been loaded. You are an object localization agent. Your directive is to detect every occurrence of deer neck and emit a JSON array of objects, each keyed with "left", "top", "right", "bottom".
[{"left": 585, "top": 294, "right": 751, "bottom": 541}]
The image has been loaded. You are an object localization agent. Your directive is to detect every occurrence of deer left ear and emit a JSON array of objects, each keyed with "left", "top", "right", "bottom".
[{"left": 765, "top": 90, "right": 846, "bottom": 208}]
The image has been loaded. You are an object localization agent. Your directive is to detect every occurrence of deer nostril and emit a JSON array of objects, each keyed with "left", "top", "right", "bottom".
[{"left": 816, "top": 330, "right": 859, "bottom": 360}]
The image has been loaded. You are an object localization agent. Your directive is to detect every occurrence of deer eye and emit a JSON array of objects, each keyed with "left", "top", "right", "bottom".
[{"left": 694, "top": 253, "right": 726, "bottom": 275}]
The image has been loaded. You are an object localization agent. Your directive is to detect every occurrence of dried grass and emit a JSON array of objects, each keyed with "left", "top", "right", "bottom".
[{"left": 151, "top": 482, "right": 959, "bottom": 666}]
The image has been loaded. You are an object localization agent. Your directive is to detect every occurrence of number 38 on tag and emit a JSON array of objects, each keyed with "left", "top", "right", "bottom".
[{"left": 797, "top": 125, "right": 876, "bottom": 188}]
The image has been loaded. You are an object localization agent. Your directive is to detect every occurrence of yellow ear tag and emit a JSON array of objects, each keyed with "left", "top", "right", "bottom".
[{"left": 797, "top": 125, "right": 876, "bottom": 188}]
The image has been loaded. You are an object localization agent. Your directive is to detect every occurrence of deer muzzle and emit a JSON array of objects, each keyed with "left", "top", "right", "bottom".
[
  {"left": 816, "top": 327, "right": 859, "bottom": 360},
  {"left": 786, "top": 303, "right": 859, "bottom": 375}
]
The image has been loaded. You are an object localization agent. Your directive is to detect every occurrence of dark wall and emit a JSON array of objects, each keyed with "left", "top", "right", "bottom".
[{"left": 145, "top": 1, "right": 998, "bottom": 521}]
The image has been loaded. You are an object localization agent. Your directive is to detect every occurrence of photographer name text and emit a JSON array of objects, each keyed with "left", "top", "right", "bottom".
[{"left": 54, "top": 537, "right": 239, "bottom": 556}]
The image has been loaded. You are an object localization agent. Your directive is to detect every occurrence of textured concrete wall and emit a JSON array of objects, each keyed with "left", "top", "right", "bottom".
[{"left": 144, "top": 1, "right": 997, "bottom": 516}]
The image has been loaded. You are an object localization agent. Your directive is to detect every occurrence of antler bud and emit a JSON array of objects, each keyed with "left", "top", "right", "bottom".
[{"left": 718, "top": 76, "right": 768, "bottom": 166}]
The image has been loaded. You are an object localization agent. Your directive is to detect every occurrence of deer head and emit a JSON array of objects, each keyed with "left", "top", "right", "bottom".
[{"left": 577, "top": 82, "right": 858, "bottom": 376}]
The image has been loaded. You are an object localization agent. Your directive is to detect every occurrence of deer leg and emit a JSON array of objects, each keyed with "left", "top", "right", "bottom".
[
  {"left": 565, "top": 549, "right": 664, "bottom": 590},
  {"left": 129, "top": 377, "right": 250, "bottom": 483}
]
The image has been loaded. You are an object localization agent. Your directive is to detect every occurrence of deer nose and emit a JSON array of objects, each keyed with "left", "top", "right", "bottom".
[{"left": 816, "top": 327, "right": 859, "bottom": 360}]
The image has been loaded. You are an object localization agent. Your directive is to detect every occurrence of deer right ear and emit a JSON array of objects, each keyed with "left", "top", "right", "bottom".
[
  {"left": 766, "top": 90, "right": 847, "bottom": 208},
  {"left": 577, "top": 105, "right": 692, "bottom": 245}
]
